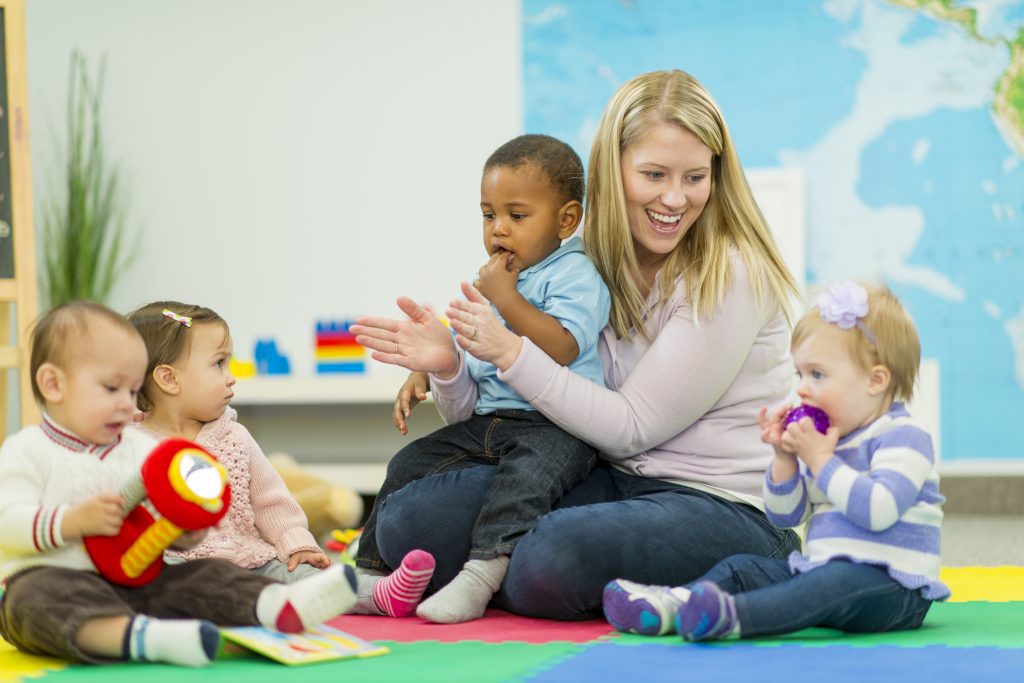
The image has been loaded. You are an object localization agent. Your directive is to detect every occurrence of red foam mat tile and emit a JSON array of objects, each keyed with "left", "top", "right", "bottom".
[{"left": 328, "top": 609, "right": 616, "bottom": 643}]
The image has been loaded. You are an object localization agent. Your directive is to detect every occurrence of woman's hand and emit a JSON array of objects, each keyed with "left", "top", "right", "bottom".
[
  {"left": 446, "top": 282, "right": 523, "bottom": 371},
  {"left": 394, "top": 372, "right": 430, "bottom": 435},
  {"left": 351, "top": 297, "right": 460, "bottom": 378}
]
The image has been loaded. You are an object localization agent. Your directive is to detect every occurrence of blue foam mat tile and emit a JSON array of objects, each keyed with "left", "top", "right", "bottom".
[{"left": 523, "top": 643, "right": 1024, "bottom": 683}]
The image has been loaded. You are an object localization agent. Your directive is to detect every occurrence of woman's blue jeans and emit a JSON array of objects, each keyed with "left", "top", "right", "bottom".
[
  {"left": 375, "top": 462, "right": 800, "bottom": 620},
  {"left": 356, "top": 410, "right": 596, "bottom": 570},
  {"left": 693, "top": 554, "right": 934, "bottom": 636}
]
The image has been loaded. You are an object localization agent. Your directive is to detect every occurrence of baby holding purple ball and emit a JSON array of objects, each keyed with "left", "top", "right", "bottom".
[{"left": 603, "top": 282, "right": 948, "bottom": 641}]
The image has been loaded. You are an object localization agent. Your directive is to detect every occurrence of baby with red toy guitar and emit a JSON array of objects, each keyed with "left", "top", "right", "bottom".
[{"left": 0, "top": 302, "right": 357, "bottom": 667}]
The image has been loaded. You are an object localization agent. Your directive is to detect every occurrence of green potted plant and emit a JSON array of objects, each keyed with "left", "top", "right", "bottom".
[{"left": 40, "top": 50, "right": 135, "bottom": 308}]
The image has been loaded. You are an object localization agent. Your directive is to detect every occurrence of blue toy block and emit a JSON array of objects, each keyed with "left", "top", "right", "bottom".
[
  {"left": 316, "top": 361, "right": 366, "bottom": 374},
  {"left": 316, "top": 319, "right": 356, "bottom": 335},
  {"left": 254, "top": 339, "right": 291, "bottom": 375}
]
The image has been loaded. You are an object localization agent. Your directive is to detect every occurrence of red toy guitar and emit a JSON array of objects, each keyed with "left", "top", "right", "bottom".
[{"left": 84, "top": 438, "right": 231, "bottom": 586}]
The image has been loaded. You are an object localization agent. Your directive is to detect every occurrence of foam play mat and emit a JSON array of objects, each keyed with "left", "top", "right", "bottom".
[{"left": 2, "top": 566, "right": 1022, "bottom": 683}]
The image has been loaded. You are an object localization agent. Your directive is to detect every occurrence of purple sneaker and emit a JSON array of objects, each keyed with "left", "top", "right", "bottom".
[
  {"left": 602, "top": 579, "right": 691, "bottom": 636},
  {"left": 675, "top": 580, "right": 738, "bottom": 641}
]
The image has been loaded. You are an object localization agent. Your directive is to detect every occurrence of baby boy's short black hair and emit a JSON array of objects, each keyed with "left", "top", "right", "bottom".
[{"left": 484, "top": 134, "right": 584, "bottom": 205}]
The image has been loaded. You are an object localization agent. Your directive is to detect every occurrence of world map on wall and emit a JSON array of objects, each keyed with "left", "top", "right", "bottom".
[{"left": 524, "top": 0, "right": 1024, "bottom": 462}]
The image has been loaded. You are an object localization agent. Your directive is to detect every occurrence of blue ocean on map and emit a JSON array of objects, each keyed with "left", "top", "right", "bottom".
[
  {"left": 524, "top": 0, "right": 866, "bottom": 166},
  {"left": 859, "top": 107, "right": 1024, "bottom": 458}
]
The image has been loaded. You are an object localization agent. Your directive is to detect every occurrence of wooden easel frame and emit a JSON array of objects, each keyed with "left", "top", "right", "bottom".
[{"left": 0, "top": 0, "right": 40, "bottom": 438}]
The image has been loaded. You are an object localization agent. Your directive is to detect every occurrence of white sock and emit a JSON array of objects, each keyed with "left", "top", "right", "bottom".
[
  {"left": 255, "top": 564, "right": 357, "bottom": 633},
  {"left": 125, "top": 615, "right": 219, "bottom": 668},
  {"left": 416, "top": 556, "right": 509, "bottom": 624}
]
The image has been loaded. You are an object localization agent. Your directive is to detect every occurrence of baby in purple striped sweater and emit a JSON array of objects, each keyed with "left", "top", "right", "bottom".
[{"left": 603, "top": 281, "right": 949, "bottom": 640}]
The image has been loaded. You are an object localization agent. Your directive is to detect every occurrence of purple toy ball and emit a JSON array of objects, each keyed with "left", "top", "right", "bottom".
[{"left": 783, "top": 404, "right": 831, "bottom": 435}]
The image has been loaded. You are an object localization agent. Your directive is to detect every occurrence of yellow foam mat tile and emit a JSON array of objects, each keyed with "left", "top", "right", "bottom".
[
  {"left": 0, "top": 641, "right": 66, "bottom": 682},
  {"left": 941, "top": 566, "right": 1024, "bottom": 602}
]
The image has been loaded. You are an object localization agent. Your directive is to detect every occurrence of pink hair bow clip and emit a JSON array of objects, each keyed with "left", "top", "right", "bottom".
[
  {"left": 162, "top": 309, "right": 193, "bottom": 327},
  {"left": 817, "top": 282, "right": 874, "bottom": 342}
]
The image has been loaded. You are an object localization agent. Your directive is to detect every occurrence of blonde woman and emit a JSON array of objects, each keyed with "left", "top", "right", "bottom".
[{"left": 353, "top": 70, "right": 802, "bottom": 621}]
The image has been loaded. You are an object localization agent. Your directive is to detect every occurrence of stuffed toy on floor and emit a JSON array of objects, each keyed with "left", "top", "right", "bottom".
[{"left": 267, "top": 452, "right": 363, "bottom": 539}]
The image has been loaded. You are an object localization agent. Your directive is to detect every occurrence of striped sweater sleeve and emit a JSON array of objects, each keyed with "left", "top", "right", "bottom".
[
  {"left": 763, "top": 469, "right": 811, "bottom": 528},
  {"left": 815, "top": 422, "right": 935, "bottom": 532}
]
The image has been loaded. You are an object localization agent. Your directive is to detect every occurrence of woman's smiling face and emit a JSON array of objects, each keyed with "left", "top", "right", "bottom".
[{"left": 619, "top": 120, "right": 713, "bottom": 269}]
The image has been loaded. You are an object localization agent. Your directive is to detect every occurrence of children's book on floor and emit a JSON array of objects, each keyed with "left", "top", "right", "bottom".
[{"left": 220, "top": 624, "right": 388, "bottom": 665}]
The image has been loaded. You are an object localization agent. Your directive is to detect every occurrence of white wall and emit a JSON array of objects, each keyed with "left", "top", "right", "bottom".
[{"left": 27, "top": 0, "right": 521, "bottom": 384}]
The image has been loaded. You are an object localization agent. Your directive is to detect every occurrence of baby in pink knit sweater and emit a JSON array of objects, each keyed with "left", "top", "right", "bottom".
[
  {"left": 126, "top": 301, "right": 435, "bottom": 615},
  {"left": 127, "top": 301, "right": 327, "bottom": 583}
]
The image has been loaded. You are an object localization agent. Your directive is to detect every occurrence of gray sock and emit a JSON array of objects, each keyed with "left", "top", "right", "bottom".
[
  {"left": 353, "top": 574, "right": 386, "bottom": 615},
  {"left": 416, "top": 556, "right": 509, "bottom": 624},
  {"left": 355, "top": 566, "right": 386, "bottom": 578}
]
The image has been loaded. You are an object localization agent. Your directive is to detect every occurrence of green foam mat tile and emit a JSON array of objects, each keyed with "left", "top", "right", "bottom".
[{"left": 35, "top": 641, "right": 583, "bottom": 683}]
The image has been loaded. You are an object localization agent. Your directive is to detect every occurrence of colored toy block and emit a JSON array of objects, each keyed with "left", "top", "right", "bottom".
[
  {"left": 254, "top": 339, "right": 291, "bottom": 375},
  {"left": 316, "top": 320, "right": 357, "bottom": 335},
  {"left": 314, "top": 320, "right": 366, "bottom": 374},
  {"left": 315, "top": 346, "right": 365, "bottom": 361},
  {"left": 316, "top": 336, "right": 363, "bottom": 347},
  {"left": 229, "top": 357, "right": 256, "bottom": 378},
  {"left": 316, "top": 361, "right": 366, "bottom": 374}
]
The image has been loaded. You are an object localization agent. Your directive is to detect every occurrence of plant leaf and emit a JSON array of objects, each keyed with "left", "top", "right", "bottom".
[{"left": 39, "top": 50, "right": 135, "bottom": 308}]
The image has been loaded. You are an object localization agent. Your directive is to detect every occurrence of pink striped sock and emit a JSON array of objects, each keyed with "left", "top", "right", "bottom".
[{"left": 372, "top": 549, "right": 436, "bottom": 617}]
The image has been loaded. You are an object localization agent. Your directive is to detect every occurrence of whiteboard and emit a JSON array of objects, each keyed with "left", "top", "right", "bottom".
[{"left": 27, "top": 0, "right": 521, "bottom": 387}]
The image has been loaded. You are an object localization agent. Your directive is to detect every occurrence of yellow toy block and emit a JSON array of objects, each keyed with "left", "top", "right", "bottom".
[{"left": 230, "top": 357, "right": 256, "bottom": 378}]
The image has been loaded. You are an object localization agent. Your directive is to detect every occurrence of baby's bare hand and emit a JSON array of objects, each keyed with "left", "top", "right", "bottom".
[
  {"left": 782, "top": 419, "right": 839, "bottom": 473},
  {"left": 171, "top": 528, "right": 208, "bottom": 550},
  {"left": 475, "top": 252, "right": 518, "bottom": 305},
  {"left": 288, "top": 550, "right": 331, "bottom": 570},
  {"left": 393, "top": 372, "right": 429, "bottom": 435},
  {"left": 758, "top": 405, "right": 793, "bottom": 457},
  {"left": 64, "top": 493, "right": 126, "bottom": 540}
]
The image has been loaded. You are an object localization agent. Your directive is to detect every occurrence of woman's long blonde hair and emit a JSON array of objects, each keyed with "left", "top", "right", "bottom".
[{"left": 585, "top": 69, "right": 798, "bottom": 339}]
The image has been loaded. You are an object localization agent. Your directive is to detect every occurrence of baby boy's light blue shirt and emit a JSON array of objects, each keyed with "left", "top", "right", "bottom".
[{"left": 468, "top": 236, "right": 610, "bottom": 414}]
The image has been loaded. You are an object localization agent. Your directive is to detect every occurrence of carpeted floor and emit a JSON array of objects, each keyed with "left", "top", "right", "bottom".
[{"left": 1, "top": 566, "right": 1022, "bottom": 683}]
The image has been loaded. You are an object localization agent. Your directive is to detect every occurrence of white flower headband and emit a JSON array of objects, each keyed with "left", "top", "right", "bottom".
[{"left": 816, "top": 281, "right": 875, "bottom": 343}]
